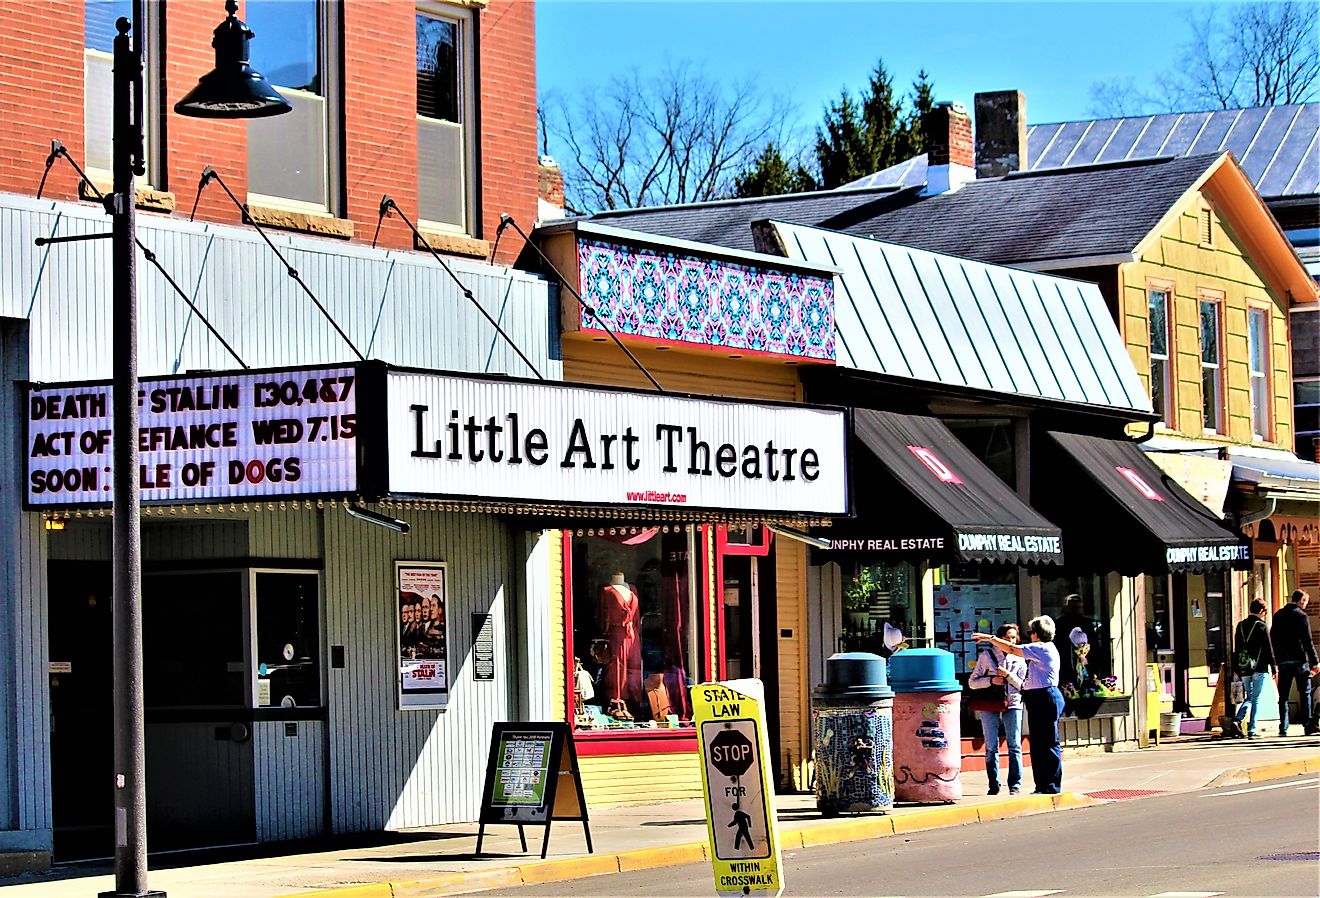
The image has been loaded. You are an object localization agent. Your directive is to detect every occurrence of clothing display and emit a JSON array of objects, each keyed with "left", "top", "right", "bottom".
[{"left": 598, "top": 578, "right": 643, "bottom": 708}]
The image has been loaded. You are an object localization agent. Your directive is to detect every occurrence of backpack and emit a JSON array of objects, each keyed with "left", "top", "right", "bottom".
[{"left": 1234, "top": 619, "right": 1262, "bottom": 672}]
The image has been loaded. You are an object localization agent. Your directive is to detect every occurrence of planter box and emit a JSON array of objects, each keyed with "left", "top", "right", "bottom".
[{"left": 1065, "top": 694, "right": 1131, "bottom": 720}]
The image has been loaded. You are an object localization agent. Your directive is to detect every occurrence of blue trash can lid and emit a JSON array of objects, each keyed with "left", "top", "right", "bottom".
[
  {"left": 888, "top": 647, "right": 960, "bottom": 692},
  {"left": 814, "top": 652, "right": 894, "bottom": 699}
]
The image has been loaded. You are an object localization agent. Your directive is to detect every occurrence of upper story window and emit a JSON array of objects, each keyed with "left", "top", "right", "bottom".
[
  {"left": 1199, "top": 297, "right": 1223, "bottom": 434},
  {"left": 1247, "top": 307, "right": 1272, "bottom": 440},
  {"left": 1147, "top": 287, "right": 1172, "bottom": 426},
  {"left": 245, "top": 0, "right": 339, "bottom": 213},
  {"left": 1296, "top": 377, "right": 1320, "bottom": 458},
  {"left": 416, "top": 3, "right": 475, "bottom": 233},
  {"left": 85, "top": 0, "right": 159, "bottom": 183}
]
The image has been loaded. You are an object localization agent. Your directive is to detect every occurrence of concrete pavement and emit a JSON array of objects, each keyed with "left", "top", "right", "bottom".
[{"left": 1, "top": 731, "right": 1316, "bottom": 898}]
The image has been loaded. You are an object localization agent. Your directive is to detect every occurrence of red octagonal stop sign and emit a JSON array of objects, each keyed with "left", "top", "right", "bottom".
[{"left": 708, "top": 727, "right": 755, "bottom": 778}]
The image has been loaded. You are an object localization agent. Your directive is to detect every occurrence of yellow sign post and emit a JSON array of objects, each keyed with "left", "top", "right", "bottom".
[{"left": 691, "top": 679, "right": 783, "bottom": 898}]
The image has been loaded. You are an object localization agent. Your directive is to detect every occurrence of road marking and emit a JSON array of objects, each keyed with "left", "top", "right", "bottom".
[
  {"left": 1200, "top": 777, "right": 1319, "bottom": 798},
  {"left": 981, "top": 891, "right": 1065, "bottom": 898},
  {"left": 1145, "top": 892, "right": 1223, "bottom": 897},
  {"left": 1135, "top": 769, "right": 1173, "bottom": 786}
]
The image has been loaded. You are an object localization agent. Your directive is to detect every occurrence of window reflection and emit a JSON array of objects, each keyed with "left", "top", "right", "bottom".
[
  {"left": 245, "top": 0, "right": 321, "bottom": 94},
  {"left": 416, "top": 14, "right": 459, "bottom": 123}
]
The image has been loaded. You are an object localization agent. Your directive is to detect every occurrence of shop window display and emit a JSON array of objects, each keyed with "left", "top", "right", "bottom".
[
  {"left": 569, "top": 527, "right": 697, "bottom": 730},
  {"left": 933, "top": 564, "right": 1018, "bottom": 676},
  {"left": 1042, "top": 576, "right": 1118, "bottom": 700},
  {"left": 839, "top": 562, "right": 920, "bottom": 655}
]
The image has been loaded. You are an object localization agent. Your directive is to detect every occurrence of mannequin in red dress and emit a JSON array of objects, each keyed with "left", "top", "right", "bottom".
[{"left": 598, "top": 571, "right": 643, "bottom": 716}]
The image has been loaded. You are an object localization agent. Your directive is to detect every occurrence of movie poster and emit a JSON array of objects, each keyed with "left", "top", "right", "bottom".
[{"left": 397, "top": 562, "right": 448, "bottom": 709}]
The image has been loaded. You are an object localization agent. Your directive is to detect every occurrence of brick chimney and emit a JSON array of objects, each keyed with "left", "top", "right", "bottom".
[
  {"left": 538, "top": 155, "right": 566, "bottom": 221},
  {"left": 974, "top": 90, "right": 1028, "bottom": 178},
  {"left": 921, "top": 101, "right": 975, "bottom": 195}
]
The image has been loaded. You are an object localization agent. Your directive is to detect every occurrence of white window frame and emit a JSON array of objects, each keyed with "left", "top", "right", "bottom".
[
  {"left": 1147, "top": 285, "right": 1173, "bottom": 427},
  {"left": 1198, "top": 295, "right": 1224, "bottom": 435},
  {"left": 84, "top": 0, "right": 162, "bottom": 187},
  {"left": 416, "top": 0, "right": 477, "bottom": 235},
  {"left": 246, "top": 0, "right": 342, "bottom": 216},
  {"left": 1247, "top": 305, "right": 1272, "bottom": 440},
  {"left": 249, "top": 568, "right": 323, "bottom": 710}
]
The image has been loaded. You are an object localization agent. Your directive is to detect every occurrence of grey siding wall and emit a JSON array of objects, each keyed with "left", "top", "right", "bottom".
[
  {"left": 806, "top": 561, "right": 843, "bottom": 689},
  {"left": 1, "top": 194, "right": 560, "bottom": 382},
  {"left": 253, "top": 719, "right": 324, "bottom": 842}
]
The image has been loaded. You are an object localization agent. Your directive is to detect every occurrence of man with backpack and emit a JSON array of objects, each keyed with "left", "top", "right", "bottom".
[
  {"left": 1227, "top": 599, "right": 1274, "bottom": 738},
  {"left": 1269, "top": 589, "right": 1319, "bottom": 737}
]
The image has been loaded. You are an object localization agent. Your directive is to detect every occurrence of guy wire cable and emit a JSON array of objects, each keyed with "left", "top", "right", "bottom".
[
  {"left": 498, "top": 214, "right": 664, "bottom": 393},
  {"left": 376, "top": 196, "right": 545, "bottom": 380},
  {"left": 34, "top": 139, "right": 249, "bottom": 369},
  {"left": 192, "top": 166, "right": 366, "bottom": 362}
]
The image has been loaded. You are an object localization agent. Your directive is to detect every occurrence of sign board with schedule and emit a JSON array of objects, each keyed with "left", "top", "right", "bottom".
[{"left": 475, "top": 722, "right": 592, "bottom": 859}]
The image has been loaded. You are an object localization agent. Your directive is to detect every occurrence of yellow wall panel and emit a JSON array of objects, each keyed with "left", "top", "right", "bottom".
[
  {"left": 580, "top": 753, "right": 704, "bottom": 807},
  {"left": 563, "top": 339, "right": 800, "bottom": 402}
]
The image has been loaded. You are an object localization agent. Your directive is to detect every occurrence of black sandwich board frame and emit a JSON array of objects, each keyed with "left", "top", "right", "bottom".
[{"left": 475, "top": 721, "right": 592, "bottom": 859}]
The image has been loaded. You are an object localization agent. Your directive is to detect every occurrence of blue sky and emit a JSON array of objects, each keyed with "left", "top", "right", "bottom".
[{"left": 537, "top": 1, "right": 1204, "bottom": 136}]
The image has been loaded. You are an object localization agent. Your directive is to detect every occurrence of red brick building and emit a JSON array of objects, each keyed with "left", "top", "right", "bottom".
[{"left": 0, "top": 0, "right": 538, "bottom": 264}]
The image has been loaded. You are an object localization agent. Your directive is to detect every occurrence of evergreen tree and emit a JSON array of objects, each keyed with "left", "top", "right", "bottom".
[
  {"left": 734, "top": 142, "right": 818, "bottom": 198},
  {"left": 815, "top": 60, "right": 936, "bottom": 189}
]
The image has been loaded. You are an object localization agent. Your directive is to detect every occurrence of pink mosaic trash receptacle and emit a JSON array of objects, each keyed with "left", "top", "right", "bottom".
[
  {"left": 888, "top": 648, "right": 962, "bottom": 803},
  {"left": 891, "top": 690, "right": 962, "bottom": 802}
]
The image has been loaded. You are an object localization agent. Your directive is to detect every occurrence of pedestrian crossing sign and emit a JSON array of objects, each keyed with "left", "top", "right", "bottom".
[{"left": 692, "top": 678, "right": 784, "bottom": 898}]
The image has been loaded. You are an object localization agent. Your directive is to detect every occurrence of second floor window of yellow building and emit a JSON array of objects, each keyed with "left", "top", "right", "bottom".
[
  {"left": 1147, "top": 288, "right": 1171, "bottom": 425},
  {"left": 1200, "top": 299, "right": 1223, "bottom": 434},
  {"left": 1248, "top": 308, "right": 1271, "bottom": 440}
]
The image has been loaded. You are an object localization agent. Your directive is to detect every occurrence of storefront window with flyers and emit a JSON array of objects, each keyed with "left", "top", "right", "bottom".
[{"left": 566, "top": 526, "right": 699, "bottom": 732}]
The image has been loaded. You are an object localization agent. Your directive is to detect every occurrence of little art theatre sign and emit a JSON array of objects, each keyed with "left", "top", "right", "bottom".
[{"left": 24, "top": 363, "right": 849, "bottom": 517}]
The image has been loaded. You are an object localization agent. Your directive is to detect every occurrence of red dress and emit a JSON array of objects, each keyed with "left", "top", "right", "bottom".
[{"left": 599, "top": 583, "right": 643, "bottom": 705}]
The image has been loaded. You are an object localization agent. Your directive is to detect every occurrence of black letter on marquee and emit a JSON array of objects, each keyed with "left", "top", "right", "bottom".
[
  {"left": 561, "top": 419, "right": 596, "bottom": 468},
  {"left": 656, "top": 424, "right": 682, "bottom": 473}
]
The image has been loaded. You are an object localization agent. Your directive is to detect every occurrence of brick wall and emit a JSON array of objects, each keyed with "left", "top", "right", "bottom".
[{"left": 0, "top": 0, "right": 538, "bottom": 260}]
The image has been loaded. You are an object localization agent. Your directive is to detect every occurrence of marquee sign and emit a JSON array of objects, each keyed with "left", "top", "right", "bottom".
[
  {"left": 385, "top": 370, "right": 849, "bottom": 515},
  {"left": 25, "top": 365, "right": 358, "bottom": 507}
]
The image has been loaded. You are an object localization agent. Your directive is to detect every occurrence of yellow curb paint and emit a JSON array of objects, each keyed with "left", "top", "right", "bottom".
[
  {"left": 891, "top": 805, "right": 981, "bottom": 833},
  {"left": 797, "top": 816, "right": 894, "bottom": 847},
  {"left": 1246, "top": 758, "right": 1316, "bottom": 783},
  {"left": 393, "top": 869, "right": 524, "bottom": 898},
  {"left": 517, "top": 853, "right": 622, "bottom": 885},
  {"left": 272, "top": 885, "right": 394, "bottom": 898},
  {"left": 617, "top": 842, "right": 708, "bottom": 872}
]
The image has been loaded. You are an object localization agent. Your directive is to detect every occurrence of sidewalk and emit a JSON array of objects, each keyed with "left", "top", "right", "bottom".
[{"left": 3, "top": 732, "right": 1317, "bottom": 898}]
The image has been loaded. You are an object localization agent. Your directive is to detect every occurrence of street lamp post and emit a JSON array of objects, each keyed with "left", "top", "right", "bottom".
[{"left": 100, "top": 4, "right": 288, "bottom": 896}]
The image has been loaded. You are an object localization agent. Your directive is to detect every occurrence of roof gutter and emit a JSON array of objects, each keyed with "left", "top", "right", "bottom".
[{"left": 1014, "top": 252, "right": 1137, "bottom": 272}]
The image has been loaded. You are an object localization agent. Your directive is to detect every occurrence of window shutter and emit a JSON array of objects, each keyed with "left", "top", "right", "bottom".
[{"left": 1199, "top": 208, "right": 1213, "bottom": 245}]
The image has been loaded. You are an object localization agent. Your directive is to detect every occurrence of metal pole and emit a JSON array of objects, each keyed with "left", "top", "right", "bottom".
[{"left": 101, "top": 15, "right": 162, "bottom": 898}]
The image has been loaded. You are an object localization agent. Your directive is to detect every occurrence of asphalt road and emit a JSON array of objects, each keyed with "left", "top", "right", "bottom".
[{"left": 481, "top": 775, "right": 1320, "bottom": 897}]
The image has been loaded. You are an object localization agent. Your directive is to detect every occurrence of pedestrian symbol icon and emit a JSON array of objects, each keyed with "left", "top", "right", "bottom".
[{"left": 729, "top": 804, "right": 754, "bottom": 850}]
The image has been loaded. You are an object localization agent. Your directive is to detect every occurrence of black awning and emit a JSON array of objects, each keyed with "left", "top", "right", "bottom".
[
  {"left": 817, "top": 410, "right": 1064, "bottom": 566},
  {"left": 1036, "top": 431, "right": 1250, "bottom": 574}
]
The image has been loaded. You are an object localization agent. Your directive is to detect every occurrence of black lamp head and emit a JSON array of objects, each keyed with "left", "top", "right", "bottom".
[{"left": 174, "top": 0, "right": 293, "bottom": 119}]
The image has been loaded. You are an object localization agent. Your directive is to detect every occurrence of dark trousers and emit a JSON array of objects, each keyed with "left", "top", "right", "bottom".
[
  {"left": 1276, "top": 661, "right": 1315, "bottom": 733},
  {"left": 1023, "top": 686, "right": 1065, "bottom": 794}
]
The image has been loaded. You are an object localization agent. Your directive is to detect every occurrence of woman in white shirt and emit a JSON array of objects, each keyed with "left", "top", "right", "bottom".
[
  {"left": 968, "top": 623, "right": 1026, "bottom": 795},
  {"left": 972, "top": 615, "right": 1065, "bottom": 794}
]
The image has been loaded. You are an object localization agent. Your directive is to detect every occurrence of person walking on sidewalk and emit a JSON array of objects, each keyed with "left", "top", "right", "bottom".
[
  {"left": 1230, "top": 599, "right": 1275, "bottom": 738},
  {"left": 1270, "top": 589, "right": 1319, "bottom": 736},
  {"left": 968, "top": 623, "right": 1026, "bottom": 796},
  {"left": 973, "top": 616, "right": 1064, "bottom": 795}
]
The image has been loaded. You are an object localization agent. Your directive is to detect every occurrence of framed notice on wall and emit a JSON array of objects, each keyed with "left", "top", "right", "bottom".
[{"left": 396, "top": 562, "right": 448, "bottom": 710}]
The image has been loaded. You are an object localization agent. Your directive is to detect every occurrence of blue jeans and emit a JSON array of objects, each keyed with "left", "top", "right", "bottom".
[
  {"left": 1277, "top": 662, "right": 1315, "bottom": 733},
  {"left": 1023, "top": 686, "right": 1065, "bottom": 794},
  {"left": 1234, "top": 672, "right": 1269, "bottom": 735},
  {"left": 977, "top": 708, "right": 1022, "bottom": 791}
]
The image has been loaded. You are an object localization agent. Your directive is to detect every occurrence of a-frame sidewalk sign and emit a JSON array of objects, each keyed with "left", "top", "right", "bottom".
[{"left": 475, "top": 721, "right": 592, "bottom": 860}]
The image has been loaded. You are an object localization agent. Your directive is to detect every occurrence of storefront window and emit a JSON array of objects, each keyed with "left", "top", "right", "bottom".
[
  {"left": 143, "top": 571, "right": 247, "bottom": 708},
  {"left": 254, "top": 571, "right": 321, "bottom": 707},
  {"left": 1204, "top": 573, "right": 1230, "bottom": 681},
  {"left": 568, "top": 527, "right": 697, "bottom": 731},
  {"left": 1041, "top": 575, "right": 1111, "bottom": 690},
  {"left": 839, "top": 561, "right": 920, "bottom": 654},
  {"left": 933, "top": 564, "right": 1017, "bottom": 676},
  {"left": 1147, "top": 575, "right": 1173, "bottom": 655}
]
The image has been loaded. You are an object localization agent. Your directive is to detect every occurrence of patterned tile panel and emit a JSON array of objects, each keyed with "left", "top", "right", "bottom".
[{"left": 575, "top": 238, "right": 836, "bottom": 362}]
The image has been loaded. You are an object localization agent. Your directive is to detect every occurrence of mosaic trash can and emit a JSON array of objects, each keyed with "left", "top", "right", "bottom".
[
  {"left": 889, "top": 648, "right": 962, "bottom": 803},
  {"left": 811, "top": 652, "right": 895, "bottom": 815}
]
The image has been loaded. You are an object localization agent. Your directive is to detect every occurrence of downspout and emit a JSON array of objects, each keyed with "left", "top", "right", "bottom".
[
  {"left": 1133, "top": 420, "right": 1156, "bottom": 443},
  {"left": 1236, "top": 496, "right": 1277, "bottom": 528}
]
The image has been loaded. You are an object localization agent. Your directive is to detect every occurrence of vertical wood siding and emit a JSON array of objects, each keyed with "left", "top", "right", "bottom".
[
  {"left": 775, "top": 542, "right": 809, "bottom": 789},
  {"left": 145, "top": 722, "right": 255, "bottom": 846},
  {"left": 1, "top": 196, "right": 559, "bottom": 383},
  {"left": 323, "top": 507, "right": 517, "bottom": 831},
  {"left": 579, "top": 753, "right": 703, "bottom": 807},
  {"left": 253, "top": 720, "right": 325, "bottom": 842},
  {"left": 806, "top": 562, "right": 844, "bottom": 690}
]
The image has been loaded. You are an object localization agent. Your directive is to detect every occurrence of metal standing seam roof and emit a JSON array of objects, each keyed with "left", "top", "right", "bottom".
[
  {"left": 771, "top": 220, "right": 1152, "bottom": 415},
  {"left": 844, "top": 104, "right": 1320, "bottom": 200}
]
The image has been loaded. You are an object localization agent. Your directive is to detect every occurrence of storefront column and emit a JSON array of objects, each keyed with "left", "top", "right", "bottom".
[{"left": 514, "top": 529, "right": 555, "bottom": 721}]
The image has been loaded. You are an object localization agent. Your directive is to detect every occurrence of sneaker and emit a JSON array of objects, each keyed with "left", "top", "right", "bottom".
[
  {"left": 987, "top": 787, "right": 999, "bottom": 796},
  {"left": 1009, "top": 786, "right": 1021, "bottom": 795},
  {"left": 1279, "top": 729, "right": 1288, "bottom": 737},
  {"left": 1247, "top": 731, "right": 1257, "bottom": 739},
  {"left": 1304, "top": 728, "right": 1319, "bottom": 736}
]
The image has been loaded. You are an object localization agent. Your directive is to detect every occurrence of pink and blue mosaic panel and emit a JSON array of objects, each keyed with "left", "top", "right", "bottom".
[{"left": 576, "top": 239, "right": 835, "bottom": 361}]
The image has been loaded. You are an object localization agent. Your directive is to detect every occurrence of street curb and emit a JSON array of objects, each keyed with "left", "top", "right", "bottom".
[
  {"left": 275, "top": 793, "right": 1093, "bottom": 897},
  {"left": 1204, "top": 754, "right": 1320, "bottom": 789}
]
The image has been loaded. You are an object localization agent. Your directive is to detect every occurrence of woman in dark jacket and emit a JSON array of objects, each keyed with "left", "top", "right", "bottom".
[{"left": 1230, "top": 599, "right": 1275, "bottom": 738}]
